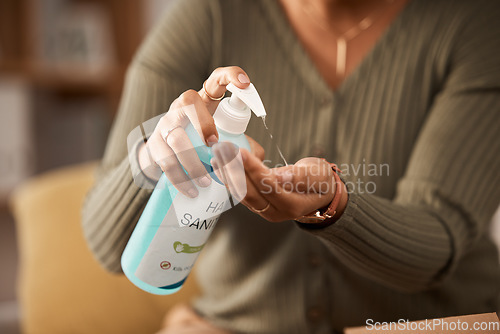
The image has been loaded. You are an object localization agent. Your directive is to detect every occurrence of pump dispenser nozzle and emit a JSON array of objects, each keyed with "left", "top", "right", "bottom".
[
  {"left": 213, "top": 83, "right": 267, "bottom": 135},
  {"left": 226, "top": 83, "right": 266, "bottom": 118}
]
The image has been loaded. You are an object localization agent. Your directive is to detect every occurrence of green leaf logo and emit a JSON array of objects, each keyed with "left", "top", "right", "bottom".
[{"left": 173, "top": 241, "right": 205, "bottom": 254}]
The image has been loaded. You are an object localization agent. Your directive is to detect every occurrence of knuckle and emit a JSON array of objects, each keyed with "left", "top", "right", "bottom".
[
  {"left": 212, "top": 67, "right": 224, "bottom": 76},
  {"left": 212, "top": 66, "right": 245, "bottom": 80},
  {"left": 179, "top": 90, "right": 198, "bottom": 105},
  {"left": 158, "top": 157, "right": 178, "bottom": 173},
  {"left": 186, "top": 163, "right": 206, "bottom": 179},
  {"left": 154, "top": 115, "right": 169, "bottom": 132},
  {"left": 168, "top": 98, "right": 179, "bottom": 111},
  {"left": 256, "top": 147, "right": 265, "bottom": 160},
  {"left": 156, "top": 116, "right": 174, "bottom": 136},
  {"left": 228, "top": 65, "right": 244, "bottom": 73},
  {"left": 165, "top": 131, "right": 183, "bottom": 147}
]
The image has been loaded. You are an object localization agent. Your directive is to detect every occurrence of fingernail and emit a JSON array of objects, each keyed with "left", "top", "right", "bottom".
[
  {"left": 238, "top": 73, "right": 250, "bottom": 84},
  {"left": 207, "top": 134, "right": 218, "bottom": 147},
  {"left": 198, "top": 175, "right": 212, "bottom": 187},
  {"left": 187, "top": 188, "right": 198, "bottom": 198}
]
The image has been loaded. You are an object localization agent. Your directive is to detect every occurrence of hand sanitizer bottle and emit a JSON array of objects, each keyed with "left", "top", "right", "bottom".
[{"left": 121, "top": 83, "right": 266, "bottom": 295}]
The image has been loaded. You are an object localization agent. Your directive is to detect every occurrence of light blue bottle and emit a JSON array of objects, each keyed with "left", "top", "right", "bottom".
[{"left": 121, "top": 83, "right": 267, "bottom": 295}]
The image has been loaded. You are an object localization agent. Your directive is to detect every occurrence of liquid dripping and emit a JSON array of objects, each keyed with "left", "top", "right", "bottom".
[{"left": 260, "top": 116, "right": 288, "bottom": 166}]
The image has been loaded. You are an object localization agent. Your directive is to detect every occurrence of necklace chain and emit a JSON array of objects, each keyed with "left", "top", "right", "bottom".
[{"left": 302, "top": 0, "right": 395, "bottom": 77}]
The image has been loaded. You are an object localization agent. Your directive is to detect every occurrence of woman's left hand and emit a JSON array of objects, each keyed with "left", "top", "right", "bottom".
[{"left": 212, "top": 143, "right": 339, "bottom": 222}]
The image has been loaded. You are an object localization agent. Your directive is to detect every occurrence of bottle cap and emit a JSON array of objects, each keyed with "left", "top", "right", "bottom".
[{"left": 213, "top": 83, "right": 266, "bottom": 135}]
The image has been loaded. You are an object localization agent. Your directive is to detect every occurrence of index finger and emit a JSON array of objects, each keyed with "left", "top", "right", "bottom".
[{"left": 198, "top": 66, "right": 251, "bottom": 112}]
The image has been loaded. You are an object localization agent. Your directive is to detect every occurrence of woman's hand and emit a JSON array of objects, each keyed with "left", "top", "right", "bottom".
[
  {"left": 212, "top": 145, "right": 342, "bottom": 222},
  {"left": 137, "top": 66, "right": 254, "bottom": 197}
]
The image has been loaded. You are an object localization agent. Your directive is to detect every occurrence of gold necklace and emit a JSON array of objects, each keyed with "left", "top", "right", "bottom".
[{"left": 302, "top": 0, "right": 395, "bottom": 77}]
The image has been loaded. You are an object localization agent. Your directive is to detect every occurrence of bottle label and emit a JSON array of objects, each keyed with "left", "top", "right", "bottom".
[{"left": 134, "top": 172, "right": 231, "bottom": 288}]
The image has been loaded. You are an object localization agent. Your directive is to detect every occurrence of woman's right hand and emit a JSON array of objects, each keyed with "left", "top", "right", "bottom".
[{"left": 138, "top": 66, "right": 255, "bottom": 198}]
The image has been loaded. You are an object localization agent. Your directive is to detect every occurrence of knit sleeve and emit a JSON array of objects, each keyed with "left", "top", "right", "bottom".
[
  {"left": 81, "top": 0, "right": 221, "bottom": 273},
  {"left": 300, "top": 1, "right": 500, "bottom": 292}
]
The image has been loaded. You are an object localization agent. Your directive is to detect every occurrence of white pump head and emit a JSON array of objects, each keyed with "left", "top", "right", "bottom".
[{"left": 213, "top": 83, "right": 266, "bottom": 135}]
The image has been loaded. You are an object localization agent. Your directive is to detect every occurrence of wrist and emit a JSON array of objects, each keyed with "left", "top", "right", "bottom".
[{"left": 295, "top": 162, "right": 348, "bottom": 226}]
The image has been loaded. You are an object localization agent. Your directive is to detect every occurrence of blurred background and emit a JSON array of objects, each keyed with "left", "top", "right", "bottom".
[{"left": 0, "top": 0, "right": 172, "bottom": 333}]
